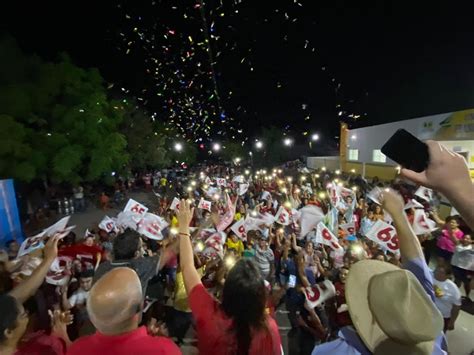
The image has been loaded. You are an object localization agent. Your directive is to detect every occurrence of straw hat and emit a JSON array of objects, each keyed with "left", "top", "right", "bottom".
[{"left": 345, "top": 260, "right": 443, "bottom": 355}]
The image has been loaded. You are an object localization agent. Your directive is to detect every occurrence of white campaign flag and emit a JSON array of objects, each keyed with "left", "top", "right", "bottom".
[
  {"left": 258, "top": 212, "right": 276, "bottom": 225},
  {"left": 315, "top": 222, "right": 343, "bottom": 251},
  {"left": 303, "top": 280, "right": 336, "bottom": 309},
  {"left": 404, "top": 199, "right": 424, "bottom": 210},
  {"left": 367, "top": 187, "right": 382, "bottom": 205},
  {"left": 243, "top": 216, "right": 267, "bottom": 232},
  {"left": 275, "top": 206, "right": 291, "bottom": 226},
  {"left": 238, "top": 183, "right": 249, "bottom": 196},
  {"left": 124, "top": 198, "right": 149, "bottom": 220},
  {"left": 340, "top": 222, "right": 356, "bottom": 236},
  {"left": 170, "top": 197, "right": 181, "bottom": 211},
  {"left": 198, "top": 199, "right": 212, "bottom": 212},
  {"left": 216, "top": 178, "right": 227, "bottom": 187},
  {"left": 230, "top": 218, "right": 247, "bottom": 240},
  {"left": 137, "top": 213, "right": 169, "bottom": 240},
  {"left": 299, "top": 205, "right": 325, "bottom": 238},
  {"left": 261, "top": 191, "right": 272, "bottom": 201},
  {"left": 415, "top": 186, "right": 433, "bottom": 202},
  {"left": 43, "top": 216, "right": 71, "bottom": 237},
  {"left": 18, "top": 231, "right": 46, "bottom": 257},
  {"left": 99, "top": 215, "right": 117, "bottom": 233},
  {"left": 233, "top": 175, "right": 244, "bottom": 183},
  {"left": 366, "top": 220, "right": 400, "bottom": 254},
  {"left": 412, "top": 209, "right": 437, "bottom": 235}
]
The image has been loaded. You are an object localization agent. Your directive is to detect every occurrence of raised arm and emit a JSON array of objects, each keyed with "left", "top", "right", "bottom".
[
  {"left": 401, "top": 141, "right": 474, "bottom": 230},
  {"left": 379, "top": 189, "right": 423, "bottom": 261},
  {"left": 9, "top": 234, "right": 60, "bottom": 304},
  {"left": 177, "top": 200, "right": 202, "bottom": 295}
]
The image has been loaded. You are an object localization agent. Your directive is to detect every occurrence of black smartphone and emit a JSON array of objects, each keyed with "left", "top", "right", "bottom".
[{"left": 381, "top": 129, "right": 429, "bottom": 172}]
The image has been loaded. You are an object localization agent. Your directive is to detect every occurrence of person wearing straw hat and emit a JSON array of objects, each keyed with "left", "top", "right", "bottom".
[{"left": 312, "top": 189, "right": 447, "bottom": 355}]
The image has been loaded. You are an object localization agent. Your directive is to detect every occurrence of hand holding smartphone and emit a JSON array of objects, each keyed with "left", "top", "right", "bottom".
[{"left": 381, "top": 129, "right": 430, "bottom": 172}]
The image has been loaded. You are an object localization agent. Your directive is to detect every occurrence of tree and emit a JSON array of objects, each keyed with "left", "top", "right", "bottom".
[
  {"left": 121, "top": 109, "right": 170, "bottom": 170},
  {"left": 253, "top": 126, "right": 291, "bottom": 167},
  {"left": 221, "top": 141, "right": 246, "bottom": 163},
  {"left": 0, "top": 36, "right": 129, "bottom": 184}
]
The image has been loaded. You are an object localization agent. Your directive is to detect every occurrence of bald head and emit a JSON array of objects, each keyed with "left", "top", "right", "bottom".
[{"left": 87, "top": 267, "right": 143, "bottom": 335}]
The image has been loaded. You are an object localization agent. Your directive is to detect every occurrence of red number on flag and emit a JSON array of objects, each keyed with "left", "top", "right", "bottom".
[
  {"left": 377, "top": 228, "right": 392, "bottom": 242},
  {"left": 305, "top": 286, "right": 321, "bottom": 302},
  {"left": 131, "top": 204, "right": 145, "bottom": 214},
  {"left": 347, "top": 227, "right": 355, "bottom": 234},
  {"left": 322, "top": 228, "right": 340, "bottom": 249},
  {"left": 376, "top": 228, "right": 399, "bottom": 251},
  {"left": 387, "top": 236, "right": 399, "bottom": 251}
]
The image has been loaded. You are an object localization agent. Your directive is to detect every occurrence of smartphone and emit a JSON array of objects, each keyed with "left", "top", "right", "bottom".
[
  {"left": 288, "top": 275, "right": 297, "bottom": 288},
  {"left": 381, "top": 129, "right": 429, "bottom": 172}
]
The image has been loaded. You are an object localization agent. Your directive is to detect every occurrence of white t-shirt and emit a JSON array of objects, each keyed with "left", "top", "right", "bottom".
[
  {"left": 73, "top": 186, "right": 84, "bottom": 199},
  {"left": 432, "top": 279, "right": 461, "bottom": 318},
  {"left": 69, "top": 289, "right": 89, "bottom": 307},
  {"left": 451, "top": 244, "right": 474, "bottom": 271}
]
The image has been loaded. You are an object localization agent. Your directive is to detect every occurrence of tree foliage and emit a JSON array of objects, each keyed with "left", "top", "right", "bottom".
[{"left": 0, "top": 36, "right": 129, "bottom": 183}]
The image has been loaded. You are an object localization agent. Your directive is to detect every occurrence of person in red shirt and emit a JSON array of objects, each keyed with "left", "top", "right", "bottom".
[
  {"left": 177, "top": 200, "right": 282, "bottom": 355},
  {"left": 67, "top": 267, "right": 180, "bottom": 355}
]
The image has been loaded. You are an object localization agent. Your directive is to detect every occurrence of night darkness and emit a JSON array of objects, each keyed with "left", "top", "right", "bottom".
[{"left": 2, "top": 0, "right": 474, "bottom": 150}]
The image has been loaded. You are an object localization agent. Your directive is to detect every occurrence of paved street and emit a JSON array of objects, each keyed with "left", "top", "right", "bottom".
[{"left": 68, "top": 192, "right": 473, "bottom": 355}]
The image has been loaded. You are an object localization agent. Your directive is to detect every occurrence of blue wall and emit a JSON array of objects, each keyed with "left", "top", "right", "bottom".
[{"left": 0, "top": 179, "right": 24, "bottom": 246}]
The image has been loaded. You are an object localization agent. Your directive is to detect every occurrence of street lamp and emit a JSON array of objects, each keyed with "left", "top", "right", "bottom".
[
  {"left": 174, "top": 142, "right": 183, "bottom": 152},
  {"left": 212, "top": 143, "right": 221, "bottom": 152},
  {"left": 311, "top": 134, "right": 320, "bottom": 141},
  {"left": 283, "top": 137, "right": 293, "bottom": 146},
  {"left": 255, "top": 141, "right": 263, "bottom": 149}
]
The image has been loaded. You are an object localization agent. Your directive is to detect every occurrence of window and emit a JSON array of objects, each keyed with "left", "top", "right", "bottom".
[
  {"left": 348, "top": 149, "right": 359, "bottom": 161},
  {"left": 372, "top": 149, "right": 387, "bottom": 163}
]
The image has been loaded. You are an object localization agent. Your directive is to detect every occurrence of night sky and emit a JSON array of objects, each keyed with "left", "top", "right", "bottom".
[{"left": 2, "top": 0, "right": 474, "bottom": 150}]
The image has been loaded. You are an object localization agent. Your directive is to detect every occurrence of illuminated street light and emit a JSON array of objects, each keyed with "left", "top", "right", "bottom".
[
  {"left": 311, "top": 134, "right": 320, "bottom": 141},
  {"left": 174, "top": 142, "right": 183, "bottom": 152},
  {"left": 255, "top": 141, "right": 263, "bottom": 149},
  {"left": 212, "top": 143, "right": 221, "bottom": 152},
  {"left": 283, "top": 137, "right": 293, "bottom": 146}
]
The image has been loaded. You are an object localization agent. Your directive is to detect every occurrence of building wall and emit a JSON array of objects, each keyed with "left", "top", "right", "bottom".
[
  {"left": 307, "top": 156, "right": 340, "bottom": 170},
  {"left": 345, "top": 109, "right": 474, "bottom": 175}
]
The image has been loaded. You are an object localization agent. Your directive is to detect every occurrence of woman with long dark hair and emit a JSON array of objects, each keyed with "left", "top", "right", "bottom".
[{"left": 177, "top": 200, "right": 282, "bottom": 355}]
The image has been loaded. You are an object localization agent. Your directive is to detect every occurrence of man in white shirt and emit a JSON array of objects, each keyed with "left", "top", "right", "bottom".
[
  {"left": 62, "top": 269, "right": 94, "bottom": 310},
  {"left": 73, "top": 185, "right": 85, "bottom": 212},
  {"left": 433, "top": 266, "right": 462, "bottom": 332}
]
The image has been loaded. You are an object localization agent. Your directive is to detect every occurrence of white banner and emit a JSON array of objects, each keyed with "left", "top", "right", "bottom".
[
  {"left": 230, "top": 218, "right": 247, "bottom": 240},
  {"left": 275, "top": 206, "right": 291, "bottom": 226},
  {"left": 232, "top": 175, "right": 244, "bottom": 183},
  {"left": 170, "top": 197, "right": 181, "bottom": 211},
  {"left": 339, "top": 222, "right": 356, "bottom": 236},
  {"left": 299, "top": 205, "right": 325, "bottom": 238},
  {"left": 303, "top": 280, "right": 336, "bottom": 309},
  {"left": 366, "top": 220, "right": 400, "bottom": 254},
  {"left": 412, "top": 209, "right": 437, "bottom": 235},
  {"left": 124, "top": 198, "right": 149, "bottom": 219},
  {"left": 415, "top": 186, "right": 433, "bottom": 202},
  {"left": 367, "top": 187, "right": 382, "bottom": 205},
  {"left": 238, "top": 183, "right": 249, "bottom": 196},
  {"left": 18, "top": 231, "right": 46, "bottom": 257},
  {"left": 198, "top": 199, "right": 212, "bottom": 212},
  {"left": 216, "top": 178, "right": 227, "bottom": 187},
  {"left": 261, "top": 191, "right": 272, "bottom": 201},
  {"left": 404, "top": 199, "right": 424, "bottom": 210},
  {"left": 99, "top": 215, "right": 116, "bottom": 233},
  {"left": 137, "top": 213, "right": 169, "bottom": 240},
  {"left": 315, "top": 222, "right": 343, "bottom": 251},
  {"left": 43, "top": 216, "right": 71, "bottom": 237}
]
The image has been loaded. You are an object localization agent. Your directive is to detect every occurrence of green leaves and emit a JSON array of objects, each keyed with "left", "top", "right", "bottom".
[{"left": 0, "top": 37, "right": 129, "bottom": 183}]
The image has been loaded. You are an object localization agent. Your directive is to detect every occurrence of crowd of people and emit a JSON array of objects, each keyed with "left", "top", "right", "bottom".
[{"left": 1, "top": 140, "right": 473, "bottom": 355}]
